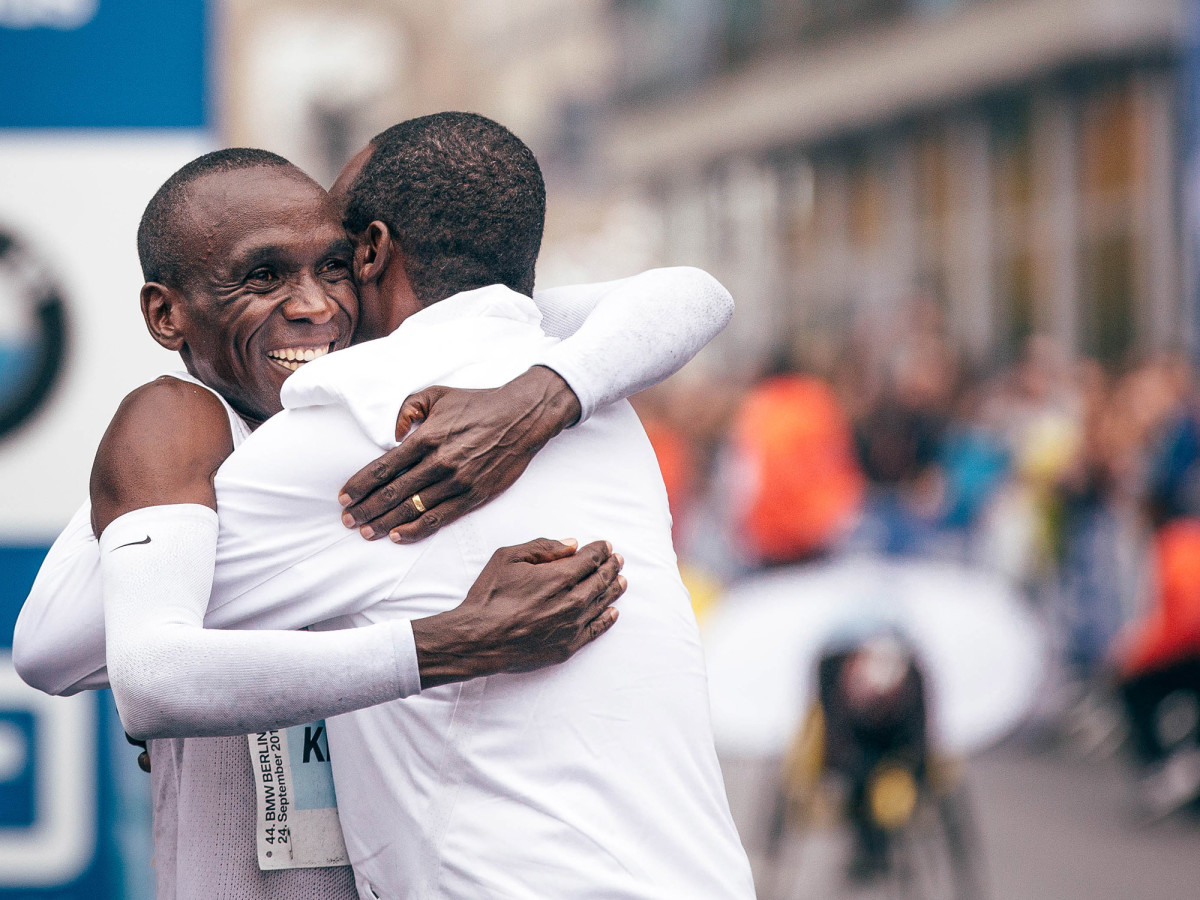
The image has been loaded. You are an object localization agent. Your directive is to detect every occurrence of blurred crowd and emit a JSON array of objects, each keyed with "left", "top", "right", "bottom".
[{"left": 637, "top": 299, "right": 1200, "bottom": 782}]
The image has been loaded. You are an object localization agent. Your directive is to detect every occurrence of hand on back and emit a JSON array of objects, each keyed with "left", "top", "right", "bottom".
[{"left": 338, "top": 366, "right": 581, "bottom": 543}]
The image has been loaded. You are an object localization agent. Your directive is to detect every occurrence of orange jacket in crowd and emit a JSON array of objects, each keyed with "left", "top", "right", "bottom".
[
  {"left": 732, "top": 375, "right": 864, "bottom": 565},
  {"left": 1119, "top": 518, "right": 1200, "bottom": 677}
]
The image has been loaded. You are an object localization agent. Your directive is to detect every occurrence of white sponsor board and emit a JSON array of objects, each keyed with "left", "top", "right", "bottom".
[
  {"left": 0, "top": 655, "right": 96, "bottom": 887},
  {"left": 0, "top": 133, "right": 212, "bottom": 540}
]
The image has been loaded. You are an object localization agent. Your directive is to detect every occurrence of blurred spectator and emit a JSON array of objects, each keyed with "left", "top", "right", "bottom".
[
  {"left": 729, "top": 374, "right": 864, "bottom": 566},
  {"left": 849, "top": 303, "right": 958, "bottom": 556},
  {"left": 937, "top": 381, "right": 1010, "bottom": 537},
  {"left": 1116, "top": 519, "right": 1200, "bottom": 681},
  {"left": 1110, "top": 518, "right": 1200, "bottom": 816}
]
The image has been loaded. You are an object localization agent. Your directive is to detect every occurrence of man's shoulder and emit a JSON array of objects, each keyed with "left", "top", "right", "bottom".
[
  {"left": 284, "top": 291, "right": 553, "bottom": 410},
  {"left": 106, "top": 376, "right": 233, "bottom": 458},
  {"left": 89, "top": 376, "right": 235, "bottom": 534},
  {"left": 281, "top": 310, "right": 555, "bottom": 452}
]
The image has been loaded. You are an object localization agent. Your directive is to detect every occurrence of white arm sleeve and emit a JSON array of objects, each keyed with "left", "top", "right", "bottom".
[
  {"left": 100, "top": 503, "right": 422, "bottom": 740},
  {"left": 531, "top": 266, "right": 733, "bottom": 422},
  {"left": 13, "top": 502, "right": 109, "bottom": 696}
]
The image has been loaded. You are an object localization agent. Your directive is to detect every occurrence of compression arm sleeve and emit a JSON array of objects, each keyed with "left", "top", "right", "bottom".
[
  {"left": 531, "top": 266, "right": 733, "bottom": 423},
  {"left": 14, "top": 503, "right": 109, "bottom": 695},
  {"left": 100, "top": 504, "right": 422, "bottom": 740}
]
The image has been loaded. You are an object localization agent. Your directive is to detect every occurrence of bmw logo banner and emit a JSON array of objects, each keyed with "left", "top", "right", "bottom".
[{"left": 0, "top": 3, "right": 212, "bottom": 897}]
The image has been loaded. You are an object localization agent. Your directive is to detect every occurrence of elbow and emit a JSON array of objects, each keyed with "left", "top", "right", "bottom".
[
  {"left": 108, "top": 663, "right": 179, "bottom": 740},
  {"left": 109, "top": 679, "right": 160, "bottom": 741},
  {"left": 110, "top": 660, "right": 229, "bottom": 740},
  {"left": 12, "top": 627, "right": 68, "bottom": 696},
  {"left": 116, "top": 714, "right": 159, "bottom": 744},
  {"left": 676, "top": 266, "right": 734, "bottom": 332}
]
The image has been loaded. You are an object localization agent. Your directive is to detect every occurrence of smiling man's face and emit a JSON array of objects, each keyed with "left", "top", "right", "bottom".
[{"left": 170, "top": 166, "right": 358, "bottom": 425}]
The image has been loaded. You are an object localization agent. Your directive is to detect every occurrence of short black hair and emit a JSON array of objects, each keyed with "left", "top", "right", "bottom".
[
  {"left": 343, "top": 112, "right": 545, "bottom": 304},
  {"left": 137, "top": 148, "right": 303, "bottom": 287}
]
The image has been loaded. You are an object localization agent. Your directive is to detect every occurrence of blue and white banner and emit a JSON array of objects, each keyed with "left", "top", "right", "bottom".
[{"left": 1, "top": 3, "right": 213, "bottom": 896}]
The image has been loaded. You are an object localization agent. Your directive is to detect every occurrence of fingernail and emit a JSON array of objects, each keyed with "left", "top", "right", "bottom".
[
  {"left": 614, "top": 553, "right": 624, "bottom": 568},
  {"left": 617, "top": 575, "right": 627, "bottom": 590},
  {"left": 338, "top": 492, "right": 352, "bottom": 507},
  {"left": 360, "top": 525, "right": 376, "bottom": 540},
  {"left": 390, "top": 531, "right": 403, "bottom": 543},
  {"left": 604, "top": 541, "right": 613, "bottom": 554},
  {"left": 342, "top": 512, "right": 356, "bottom": 528},
  {"left": 560, "top": 538, "right": 578, "bottom": 549}
]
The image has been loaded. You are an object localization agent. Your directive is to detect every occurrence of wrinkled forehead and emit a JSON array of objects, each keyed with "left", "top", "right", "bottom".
[
  {"left": 184, "top": 166, "right": 334, "bottom": 234},
  {"left": 179, "top": 167, "right": 344, "bottom": 276}
]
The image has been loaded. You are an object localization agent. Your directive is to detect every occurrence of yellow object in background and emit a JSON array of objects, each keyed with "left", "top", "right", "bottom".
[
  {"left": 680, "top": 563, "right": 723, "bottom": 626},
  {"left": 869, "top": 764, "right": 920, "bottom": 830}
]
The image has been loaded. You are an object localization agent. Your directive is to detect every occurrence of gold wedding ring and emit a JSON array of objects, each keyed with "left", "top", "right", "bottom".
[{"left": 411, "top": 493, "right": 427, "bottom": 514}]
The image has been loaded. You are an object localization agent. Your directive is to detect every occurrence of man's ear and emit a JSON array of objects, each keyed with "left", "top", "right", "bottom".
[
  {"left": 141, "top": 282, "right": 187, "bottom": 352},
  {"left": 355, "top": 221, "right": 394, "bottom": 286}
]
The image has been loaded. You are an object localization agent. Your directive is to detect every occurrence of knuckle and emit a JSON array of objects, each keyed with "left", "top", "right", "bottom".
[
  {"left": 379, "top": 483, "right": 398, "bottom": 504},
  {"left": 370, "top": 460, "right": 391, "bottom": 482},
  {"left": 379, "top": 510, "right": 405, "bottom": 530},
  {"left": 421, "top": 512, "right": 440, "bottom": 530}
]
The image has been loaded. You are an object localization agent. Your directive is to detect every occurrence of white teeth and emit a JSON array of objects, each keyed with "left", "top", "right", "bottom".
[{"left": 267, "top": 345, "right": 331, "bottom": 369}]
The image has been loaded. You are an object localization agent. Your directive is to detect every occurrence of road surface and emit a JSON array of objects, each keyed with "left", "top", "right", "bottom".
[{"left": 721, "top": 745, "right": 1199, "bottom": 900}]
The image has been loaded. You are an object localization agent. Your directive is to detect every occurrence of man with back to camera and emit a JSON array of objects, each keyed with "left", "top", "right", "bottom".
[
  {"left": 91, "top": 112, "right": 755, "bottom": 898},
  {"left": 14, "top": 141, "right": 738, "bottom": 895}
]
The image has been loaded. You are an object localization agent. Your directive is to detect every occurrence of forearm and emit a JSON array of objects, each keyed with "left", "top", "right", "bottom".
[
  {"left": 114, "top": 620, "right": 417, "bottom": 739},
  {"left": 409, "top": 607, "right": 516, "bottom": 689},
  {"left": 532, "top": 267, "right": 733, "bottom": 421},
  {"left": 102, "top": 505, "right": 421, "bottom": 739}
]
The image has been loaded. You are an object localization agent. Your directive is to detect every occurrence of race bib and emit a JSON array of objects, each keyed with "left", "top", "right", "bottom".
[{"left": 249, "top": 722, "right": 351, "bottom": 870}]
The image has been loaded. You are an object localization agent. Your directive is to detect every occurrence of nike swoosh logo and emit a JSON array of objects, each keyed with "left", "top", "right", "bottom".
[{"left": 114, "top": 536, "right": 152, "bottom": 550}]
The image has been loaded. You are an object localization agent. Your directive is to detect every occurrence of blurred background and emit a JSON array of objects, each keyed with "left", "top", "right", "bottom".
[{"left": 3, "top": 0, "right": 1200, "bottom": 897}]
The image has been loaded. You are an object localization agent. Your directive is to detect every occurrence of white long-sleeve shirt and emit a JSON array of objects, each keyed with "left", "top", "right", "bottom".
[
  {"left": 209, "top": 285, "right": 752, "bottom": 898},
  {"left": 13, "top": 269, "right": 731, "bottom": 697}
]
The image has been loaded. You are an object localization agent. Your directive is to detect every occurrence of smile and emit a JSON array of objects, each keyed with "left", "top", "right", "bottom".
[{"left": 266, "top": 344, "right": 332, "bottom": 372}]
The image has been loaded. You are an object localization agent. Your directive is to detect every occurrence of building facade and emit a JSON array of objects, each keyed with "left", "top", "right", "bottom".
[{"left": 601, "top": 0, "right": 1190, "bottom": 374}]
